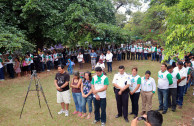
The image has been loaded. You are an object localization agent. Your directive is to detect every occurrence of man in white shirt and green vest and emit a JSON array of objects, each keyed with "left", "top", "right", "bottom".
[
  {"left": 157, "top": 63, "right": 173, "bottom": 114},
  {"left": 167, "top": 65, "right": 181, "bottom": 112},
  {"left": 91, "top": 67, "right": 109, "bottom": 126}
]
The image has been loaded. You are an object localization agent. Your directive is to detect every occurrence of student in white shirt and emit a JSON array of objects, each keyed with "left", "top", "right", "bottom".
[
  {"left": 157, "top": 63, "right": 173, "bottom": 114},
  {"left": 95, "top": 59, "right": 105, "bottom": 71},
  {"left": 167, "top": 65, "right": 181, "bottom": 112},
  {"left": 112, "top": 65, "right": 131, "bottom": 122},
  {"left": 140, "top": 70, "right": 156, "bottom": 115},
  {"left": 106, "top": 50, "right": 113, "bottom": 72},
  {"left": 99, "top": 52, "right": 106, "bottom": 63},
  {"left": 144, "top": 46, "right": 148, "bottom": 60},
  {"left": 53, "top": 50, "right": 59, "bottom": 69},
  {"left": 131, "top": 45, "right": 135, "bottom": 60},
  {"left": 77, "top": 52, "right": 84, "bottom": 69},
  {"left": 129, "top": 67, "right": 141, "bottom": 118},
  {"left": 174, "top": 61, "right": 187, "bottom": 109}
]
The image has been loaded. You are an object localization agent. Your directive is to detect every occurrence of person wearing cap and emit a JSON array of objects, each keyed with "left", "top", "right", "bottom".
[
  {"left": 174, "top": 61, "right": 187, "bottom": 109},
  {"left": 157, "top": 63, "right": 173, "bottom": 114},
  {"left": 105, "top": 50, "right": 113, "bottom": 73},
  {"left": 167, "top": 65, "right": 181, "bottom": 112},
  {"left": 91, "top": 67, "right": 109, "bottom": 126},
  {"left": 0, "top": 54, "right": 5, "bottom": 81},
  {"left": 129, "top": 67, "right": 141, "bottom": 118},
  {"left": 140, "top": 70, "right": 156, "bottom": 115},
  {"left": 112, "top": 65, "right": 131, "bottom": 122},
  {"left": 95, "top": 59, "right": 105, "bottom": 71}
]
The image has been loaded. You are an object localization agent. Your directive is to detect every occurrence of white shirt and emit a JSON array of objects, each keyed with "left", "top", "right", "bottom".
[
  {"left": 100, "top": 55, "right": 106, "bottom": 62},
  {"left": 30, "top": 54, "right": 33, "bottom": 63},
  {"left": 174, "top": 67, "right": 187, "bottom": 86},
  {"left": 106, "top": 53, "right": 113, "bottom": 62},
  {"left": 129, "top": 75, "right": 141, "bottom": 93},
  {"left": 169, "top": 70, "right": 180, "bottom": 88},
  {"left": 112, "top": 72, "right": 131, "bottom": 89},
  {"left": 0, "top": 57, "right": 3, "bottom": 68},
  {"left": 131, "top": 48, "right": 135, "bottom": 52},
  {"left": 53, "top": 53, "right": 58, "bottom": 61},
  {"left": 158, "top": 70, "right": 171, "bottom": 89},
  {"left": 144, "top": 48, "right": 148, "bottom": 53},
  {"left": 77, "top": 54, "right": 83, "bottom": 62},
  {"left": 95, "top": 62, "right": 105, "bottom": 70},
  {"left": 141, "top": 77, "right": 156, "bottom": 92}
]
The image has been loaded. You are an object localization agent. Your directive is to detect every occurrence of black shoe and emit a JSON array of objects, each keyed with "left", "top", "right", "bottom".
[
  {"left": 134, "top": 115, "right": 138, "bottom": 119},
  {"left": 128, "top": 112, "right": 134, "bottom": 115},
  {"left": 172, "top": 109, "right": 176, "bottom": 112},
  {"left": 124, "top": 118, "right": 129, "bottom": 123},
  {"left": 162, "top": 111, "right": 167, "bottom": 114},
  {"left": 157, "top": 108, "right": 163, "bottom": 111},
  {"left": 115, "top": 115, "right": 122, "bottom": 118}
]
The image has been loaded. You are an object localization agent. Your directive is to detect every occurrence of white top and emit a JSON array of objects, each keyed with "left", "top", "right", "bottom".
[
  {"left": 135, "top": 47, "right": 139, "bottom": 52},
  {"left": 95, "top": 63, "right": 105, "bottom": 70},
  {"left": 105, "top": 53, "right": 113, "bottom": 62},
  {"left": 40, "top": 54, "right": 45, "bottom": 62},
  {"left": 139, "top": 46, "right": 143, "bottom": 52},
  {"left": 53, "top": 53, "right": 58, "bottom": 61},
  {"left": 174, "top": 67, "right": 187, "bottom": 86},
  {"left": 144, "top": 48, "right": 148, "bottom": 53},
  {"left": 191, "top": 60, "right": 194, "bottom": 68},
  {"left": 129, "top": 75, "right": 141, "bottom": 93},
  {"left": 112, "top": 72, "right": 131, "bottom": 89},
  {"left": 0, "top": 58, "right": 3, "bottom": 68},
  {"left": 92, "top": 74, "right": 109, "bottom": 98},
  {"left": 100, "top": 55, "right": 106, "bottom": 62},
  {"left": 30, "top": 54, "right": 34, "bottom": 63},
  {"left": 7, "top": 55, "right": 13, "bottom": 64},
  {"left": 148, "top": 48, "right": 152, "bottom": 53},
  {"left": 131, "top": 48, "right": 135, "bottom": 52},
  {"left": 141, "top": 77, "right": 156, "bottom": 92},
  {"left": 158, "top": 70, "right": 171, "bottom": 89},
  {"left": 77, "top": 54, "right": 83, "bottom": 62},
  {"left": 169, "top": 70, "right": 180, "bottom": 88}
]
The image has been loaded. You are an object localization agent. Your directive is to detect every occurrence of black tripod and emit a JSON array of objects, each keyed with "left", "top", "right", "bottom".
[{"left": 20, "top": 70, "right": 53, "bottom": 119}]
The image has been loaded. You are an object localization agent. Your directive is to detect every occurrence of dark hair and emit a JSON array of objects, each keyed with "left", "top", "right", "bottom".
[
  {"left": 172, "top": 62, "right": 176, "bottom": 68},
  {"left": 177, "top": 61, "right": 183, "bottom": 66},
  {"left": 15, "top": 57, "right": 20, "bottom": 62},
  {"left": 58, "top": 64, "right": 65, "bottom": 69},
  {"left": 73, "top": 71, "right": 80, "bottom": 79},
  {"left": 83, "top": 72, "right": 92, "bottom": 83},
  {"left": 95, "top": 67, "right": 102, "bottom": 72},
  {"left": 132, "top": 67, "right": 138, "bottom": 71},
  {"left": 145, "top": 70, "right": 151, "bottom": 75},
  {"left": 147, "top": 110, "right": 163, "bottom": 126},
  {"left": 167, "top": 65, "right": 173, "bottom": 70},
  {"left": 161, "top": 63, "right": 167, "bottom": 67},
  {"left": 119, "top": 65, "right": 125, "bottom": 70}
]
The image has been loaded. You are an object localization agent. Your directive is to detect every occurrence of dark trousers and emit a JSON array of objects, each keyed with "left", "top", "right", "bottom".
[
  {"left": 7, "top": 63, "right": 14, "bottom": 78},
  {"left": 158, "top": 88, "right": 169, "bottom": 111},
  {"left": 47, "top": 61, "right": 51, "bottom": 70},
  {"left": 117, "top": 54, "right": 121, "bottom": 61},
  {"left": 122, "top": 53, "right": 125, "bottom": 60},
  {"left": 130, "top": 92, "right": 140, "bottom": 116},
  {"left": 131, "top": 53, "right": 135, "bottom": 60},
  {"left": 115, "top": 89, "right": 129, "bottom": 119},
  {"left": 127, "top": 52, "right": 130, "bottom": 60},
  {"left": 140, "top": 52, "right": 143, "bottom": 60},
  {"left": 54, "top": 61, "right": 58, "bottom": 69},
  {"left": 107, "top": 62, "right": 112, "bottom": 72},
  {"left": 94, "top": 98, "right": 106, "bottom": 123},
  {"left": 176, "top": 86, "right": 184, "bottom": 106},
  {"left": 168, "top": 88, "right": 177, "bottom": 110},
  {"left": 136, "top": 52, "right": 139, "bottom": 60},
  {"left": 0, "top": 67, "right": 5, "bottom": 79},
  {"left": 144, "top": 53, "right": 148, "bottom": 60}
]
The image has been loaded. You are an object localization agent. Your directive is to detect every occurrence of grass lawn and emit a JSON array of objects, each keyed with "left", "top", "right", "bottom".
[{"left": 0, "top": 60, "right": 193, "bottom": 126}]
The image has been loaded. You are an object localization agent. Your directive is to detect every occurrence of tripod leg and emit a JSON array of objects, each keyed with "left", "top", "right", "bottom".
[
  {"left": 40, "top": 86, "right": 53, "bottom": 119},
  {"left": 36, "top": 82, "right": 41, "bottom": 108}
]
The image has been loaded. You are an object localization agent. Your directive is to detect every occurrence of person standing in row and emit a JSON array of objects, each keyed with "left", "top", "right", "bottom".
[
  {"left": 167, "top": 65, "right": 181, "bottom": 112},
  {"left": 113, "top": 65, "right": 131, "bottom": 123},
  {"left": 129, "top": 67, "right": 141, "bottom": 118},
  {"left": 81, "top": 72, "right": 93, "bottom": 119},
  {"left": 70, "top": 71, "right": 82, "bottom": 117},
  {"left": 77, "top": 52, "right": 84, "bottom": 69},
  {"left": 140, "top": 70, "right": 156, "bottom": 115},
  {"left": 53, "top": 50, "right": 59, "bottom": 69},
  {"left": 106, "top": 50, "right": 113, "bottom": 73},
  {"left": 144, "top": 46, "right": 148, "bottom": 60},
  {"left": 131, "top": 45, "right": 135, "bottom": 60},
  {"left": 127, "top": 45, "right": 131, "bottom": 60},
  {"left": 174, "top": 61, "right": 187, "bottom": 109},
  {"left": 90, "top": 49, "right": 97, "bottom": 71},
  {"left": 135, "top": 45, "right": 139, "bottom": 60},
  {"left": 157, "top": 63, "right": 173, "bottom": 114},
  {"left": 100, "top": 52, "right": 106, "bottom": 63},
  {"left": 55, "top": 65, "right": 70, "bottom": 116},
  {"left": 92, "top": 67, "right": 109, "bottom": 126},
  {"left": 0, "top": 54, "right": 5, "bottom": 81},
  {"left": 6, "top": 53, "right": 15, "bottom": 78}
]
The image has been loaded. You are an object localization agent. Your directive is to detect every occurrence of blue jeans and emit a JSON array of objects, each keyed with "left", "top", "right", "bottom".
[
  {"left": 117, "top": 54, "right": 121, "bottom": 61},
  {"left": 140, "top": 52, "right": 143, "bottom": 60},
  {"left": 72, "top": 92, "right": 82, "bottom": 112},
  {"left": 47, "top": 61, "right": 51, "bottom": 70},
  {"left": 158, "top": 88, "right": 169, "bottom": 111},
  {"left": 107, "top": 62, "right": 112, "bottom": 72},
  {"left": 184, "top": 79, "right": 191, "bottom": 95},
  {"left": 176, "top": 86, "right": 184, "bottom": 106},
  {"left": 41, "top": 62, "right": 45, "bottom": 71},
  {"left": 0, "top": 67, "right": 5, "bottom": 79},
  {"left": 144, "top": 53, "right": 148, "bottom": 60},
  {"left": 82, "top": 94, "right": 93, "bottom": 113},
  {"left": 152, "top": 52, "right": 155, "bottom": 61},
  {"left": 7, "top": 63, "right": 14, "bottom": 78},
  {"left": 94, "top": 98, "right": 106, "bottom": 123}
]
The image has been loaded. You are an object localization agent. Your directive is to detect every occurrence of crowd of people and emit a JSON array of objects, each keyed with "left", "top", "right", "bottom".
[
  {"left": 0, "top": 43, "right": 165, "bottom": 80},
  {"left": 54, "top": 54, "right": 193, "bottom": 126}
]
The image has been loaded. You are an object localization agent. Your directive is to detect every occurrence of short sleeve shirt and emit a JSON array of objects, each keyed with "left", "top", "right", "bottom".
[{"left": 55, "top": 72, "right": 70, "bottom": 92}]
